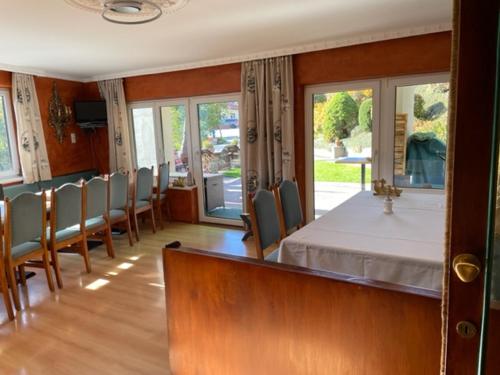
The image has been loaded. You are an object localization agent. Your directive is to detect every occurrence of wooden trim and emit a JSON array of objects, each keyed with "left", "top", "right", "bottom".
[{"left": 246, "top": 193, "right": 264, "bottom": 260}]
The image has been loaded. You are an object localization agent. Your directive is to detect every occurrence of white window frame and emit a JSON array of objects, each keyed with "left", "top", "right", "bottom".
[
  {"left": 380, "top": 72, "right": 451, "bottom": 186},
  {"left": 0, "top": 89, "right": 20, "bottom": 181},
  {"left": 304, "top": 80, "right": 381, "bottom": 223},
  {"left": 189, "top": 93, "right": 244, "bottom": 227}
]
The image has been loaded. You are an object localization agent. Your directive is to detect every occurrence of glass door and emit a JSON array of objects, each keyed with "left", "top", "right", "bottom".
[
  {"left": 189, "top": 94, "right": 243, "bottom": 225},
  {"left": 305, "top": 81, "right": 380, "bottom": 221},
  {"left": 159, "top": 102, "right": 190, "bottom": 174},
  {"left": 129, "top": 104, "right": 162, "bottom": 169}
]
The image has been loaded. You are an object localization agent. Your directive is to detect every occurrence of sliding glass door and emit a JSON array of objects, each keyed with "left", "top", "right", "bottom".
[
  {"left": 305, "top": 81, "right": 380, "bottom": 221},
  {"left": 128, "top": 94, "right": 243, "bottom": 226},
  {"left": 189, "top": 95, "right": 243, "bottom": 225}
]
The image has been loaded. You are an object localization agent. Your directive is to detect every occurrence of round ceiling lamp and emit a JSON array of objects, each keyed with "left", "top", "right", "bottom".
[{"left": 65, "top": 0, "right": 189, "bottom": 25}]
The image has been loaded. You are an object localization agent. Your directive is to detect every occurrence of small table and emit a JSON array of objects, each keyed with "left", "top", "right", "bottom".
[{"left": 335, "top": 156, "right": 372, "bottom": 191}]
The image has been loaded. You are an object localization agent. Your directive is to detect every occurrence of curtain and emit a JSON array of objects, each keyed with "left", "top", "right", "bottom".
[
  {"left": 98, "top": 79, "right": 133, "bottom": 173},
  {"left": 241, "top": 55, "right": 294, "bottom": 193},
  {"left": 12, "top": 73, "right": 52, "bottom": 183}
]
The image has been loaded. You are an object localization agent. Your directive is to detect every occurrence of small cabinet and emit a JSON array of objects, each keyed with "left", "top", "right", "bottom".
[{"left": 168, "top": 186, "right": 199, "bottom": 224}]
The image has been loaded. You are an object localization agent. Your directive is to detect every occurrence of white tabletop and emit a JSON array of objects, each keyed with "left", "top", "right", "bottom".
[{"left": 278, "top": 191, "right": 446, "bottom": 291}]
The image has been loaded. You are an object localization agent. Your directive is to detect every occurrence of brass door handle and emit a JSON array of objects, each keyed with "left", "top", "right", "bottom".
[{"left": 452, "top": 254, "right": 481, "bottom": 283}]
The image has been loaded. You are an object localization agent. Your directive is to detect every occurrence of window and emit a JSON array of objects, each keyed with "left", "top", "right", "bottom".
[
  {"left": 130, "top": 106, "right": 159, "bottom": 169},
  {"left": 0, "top": 89, "right": 20, "bottom": 179},
  {"left": 392, "top": 80, "right": 449, "bottom": 189}
]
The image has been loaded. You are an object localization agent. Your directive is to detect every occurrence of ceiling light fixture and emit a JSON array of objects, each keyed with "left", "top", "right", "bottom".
[{"left": 65, "top": 0, "right": 189, "bottom": 25}]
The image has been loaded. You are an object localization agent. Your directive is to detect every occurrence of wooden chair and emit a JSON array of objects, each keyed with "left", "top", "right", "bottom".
[
  {"left": 0, "top": 214, "right": 14, "bottom": 320},
  {"left": 272, "top": 179, "right": 304, "bottom": 236},
  {"left": 4, "top": 192, "right": 54, "bottom": 311},
  {"left": 109, "top": 171, "right": 134, "bottom": 246},
  {"left": 154, "top": 162, "right": 170, "bottom": 230},
  {"left": 130, "top": 167, "right": 156, "bottom": 241},
  {"left": 247, "top": 189, "right": 284, "bottom": 261},
  {"left": 48, "top": 183, "right": 90, "bottom": 288},
  {"left": 84, "top": 177, "right": 115, "bottom": 258}
]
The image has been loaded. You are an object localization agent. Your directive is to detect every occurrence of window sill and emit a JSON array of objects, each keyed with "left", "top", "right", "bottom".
[{"left": 0, "top": 176, "right": 23, "bottom": 186}]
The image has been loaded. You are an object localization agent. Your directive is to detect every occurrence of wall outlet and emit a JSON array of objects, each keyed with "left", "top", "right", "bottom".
[{"left": 70, "top": 133, "right": 76, "bottom": 144}]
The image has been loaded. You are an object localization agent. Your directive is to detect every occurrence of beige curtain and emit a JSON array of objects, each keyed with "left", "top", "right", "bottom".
[
  {"left": 12, "top": 73, "right": 52, "bottom": 183},
  {"left": 98, "top": 79, "right": 133, "bottom": 173},
  {"left": 241, "top": 56, "right": 294, "bottom": 193}
]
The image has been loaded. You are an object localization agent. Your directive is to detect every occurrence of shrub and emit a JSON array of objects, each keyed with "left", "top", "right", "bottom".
[
  {"left": 358, "top": 98, "right": 373, "bottom": 131},
  {"left": 322, "top": 92, "right": 358, "bottom": 143}
]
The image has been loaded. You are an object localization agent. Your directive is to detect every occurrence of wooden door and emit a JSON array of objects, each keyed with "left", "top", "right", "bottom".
[{"left": 445, "top": 0, "right": 500, "bottom": 373}]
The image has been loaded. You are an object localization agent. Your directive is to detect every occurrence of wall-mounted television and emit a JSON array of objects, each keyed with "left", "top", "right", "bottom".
[{"left": 74, "top": 100, "right": 107, "bottom": 128}]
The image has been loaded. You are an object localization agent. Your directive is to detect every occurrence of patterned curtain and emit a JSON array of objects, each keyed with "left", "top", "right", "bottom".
[
  {"left": 98, "top": 79, "right": 133, "bottom": 173},
  {"left": 12, "top": 73, "right": 52, "bottom": 183},
  {"left": 241, "top": 56, "right": 294, "bottom": 193}
]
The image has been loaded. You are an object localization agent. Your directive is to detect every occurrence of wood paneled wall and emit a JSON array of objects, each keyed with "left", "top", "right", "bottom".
[{"left": 163, "top": 247, "right": 442, "bottom": 375}]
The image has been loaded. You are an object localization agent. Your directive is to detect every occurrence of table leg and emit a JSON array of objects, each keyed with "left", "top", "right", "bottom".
[{"left": 361, "top": 164, "right": 366, "bottom": 191}]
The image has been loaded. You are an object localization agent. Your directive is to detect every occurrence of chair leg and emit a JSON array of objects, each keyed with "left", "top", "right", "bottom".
[
  {"left": 6, "top": 263, "right": 21, "bottom": 311},
  {"left": 18, "top": 265, "right": 26, "bottom": 286},
  {"left": 150, "top": 207, "right": 156, "bottom": 234},
  {"left": 132, "top": 211, "right": 140, "bottom": 242},
  {"left": 126, "top": 216, "right": 134, "bottom": 247},
  {"left": 49, "top": 246, "right": 63, "bottom": 289},
  {"left": 81, "top": 238, "right": 91, "bottom": 273},
  {"left": 104, "top": 225, "right": 116, "bottom": 259},
  {"left": 158, "top": 201, "right": 164, "bottom": 230},
  {"left": 42, "top": 251, "right": 55, "bottom": 292},
  {"left": 0, "top": 265, "right": 14, "bottom": 320},
  {"left": 165, "top": 198, "right": 172, "bottom": 221}
]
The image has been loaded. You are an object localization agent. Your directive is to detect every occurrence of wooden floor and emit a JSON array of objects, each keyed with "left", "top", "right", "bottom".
[{"left": 0, "top": 222, "right": 255, "bottom": 375}]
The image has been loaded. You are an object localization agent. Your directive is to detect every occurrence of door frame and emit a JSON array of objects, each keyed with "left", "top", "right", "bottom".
[
  {"left": 304, "top": 80, "right": 382, "bottom": 223},
  {"left": 188, "top": 93, "right": 244, "bottom": 226}
]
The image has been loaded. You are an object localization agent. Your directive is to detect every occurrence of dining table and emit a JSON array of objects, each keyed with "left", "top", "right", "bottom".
[{"left": 278, "top": 191, "right": 446, "bottom": 291}]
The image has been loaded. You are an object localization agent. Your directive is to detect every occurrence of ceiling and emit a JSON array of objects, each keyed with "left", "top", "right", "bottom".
[{"left": 0, "top": 0, "right": 451, "bottom": 82}]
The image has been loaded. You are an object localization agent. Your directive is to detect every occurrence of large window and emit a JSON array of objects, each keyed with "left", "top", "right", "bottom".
[{"left": 0, "top": 89, "right": 19, "bottom": 179}]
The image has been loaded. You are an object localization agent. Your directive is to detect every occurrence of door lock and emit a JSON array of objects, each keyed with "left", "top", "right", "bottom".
[
  {"left": 452, "top": 253, "right": 481, "bottom": 283},
  {"left": 456, "top": 320, "right": 477, "bottom": 339}
]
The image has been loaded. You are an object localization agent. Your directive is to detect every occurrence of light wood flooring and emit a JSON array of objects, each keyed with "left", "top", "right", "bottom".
[{"left": 0, "top": 222, "right": 255, "bottom": 375}]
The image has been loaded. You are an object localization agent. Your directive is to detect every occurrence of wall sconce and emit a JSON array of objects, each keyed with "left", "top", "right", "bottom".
[{"left": 48, "top": 82, "right": 72, "bottom": 144}]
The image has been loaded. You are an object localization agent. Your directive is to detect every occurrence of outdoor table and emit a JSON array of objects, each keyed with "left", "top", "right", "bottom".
[
  {"left": 334, "top": 156, "right": 371, "bottom": 190},
  {"left": 278, "top": 191, "right": 445, "bottom": 291}
]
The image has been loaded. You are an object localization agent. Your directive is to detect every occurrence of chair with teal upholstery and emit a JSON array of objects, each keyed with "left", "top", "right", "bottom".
[
  {"left": 48, "top": 183, "right": 89, "bottom": 288},
  {"left": 130, "top": 167, "right": 156, "bottom": 241},
  {"left": 0, "top": 214, "right": 14, "bottom": 320},
  {"left": 84, "top": 177, "right": 115, "bottom": 258},
  {"left": 247, "top": 190, "right": 283, "bottom": 261},
  {"left": 273, "top": 179, "right": 304, "bottom": 236},
  {"left": 109, "top": 171, "right": 134, "bottom": 246},
  {"left": 154, "top": 162, "right": 170, "bottom": 230},
  {"left": 3, "top": 192, "right": 54, "bottom": 311}
]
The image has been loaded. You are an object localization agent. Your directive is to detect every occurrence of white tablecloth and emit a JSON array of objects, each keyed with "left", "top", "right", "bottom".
[{"left": 278, "top": 191, "right": 445, "bottom": 291}]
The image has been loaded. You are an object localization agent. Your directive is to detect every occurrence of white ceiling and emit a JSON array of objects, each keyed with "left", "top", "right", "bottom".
[{"left": 0, "top": 0, "right": 451, "bottom": 82}]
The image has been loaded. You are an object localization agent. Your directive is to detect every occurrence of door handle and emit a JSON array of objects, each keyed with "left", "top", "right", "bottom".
[{"left": 452, "top": 253, "right": 481, "bottom": 283}]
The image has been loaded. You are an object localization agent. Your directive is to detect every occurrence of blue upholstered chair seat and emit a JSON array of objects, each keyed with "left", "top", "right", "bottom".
[
  {"left": 80, "top": 216, "right": 105, "bottom": 230},
  {"left": 110, "top": 209, "right": 126, "bottom": 220},
  {"left": 47, "top": 227, "right": 81, "bottom": 242},
  {"left": 130, "top": 200, "right": 150, "bottom": 209},
  {"left": 264, "top": 249, "right": 279, "bottom": 262},
  {"left": 12, "top": 241, "right": 42, "bottom": 259}
]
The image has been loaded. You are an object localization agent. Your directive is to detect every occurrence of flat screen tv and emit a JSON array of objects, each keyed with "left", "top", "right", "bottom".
[{"left": 74, "top": 100, "right": 107, "bottom": 127}]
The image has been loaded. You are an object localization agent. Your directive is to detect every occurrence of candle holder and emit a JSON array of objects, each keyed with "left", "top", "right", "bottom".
[{"left": 48, "top": 82, "right": 72, "bottom": 144}]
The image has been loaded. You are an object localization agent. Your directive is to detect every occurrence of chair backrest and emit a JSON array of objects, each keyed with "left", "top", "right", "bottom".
[
  {"left": 276, "top": 179, "right": 303, "bottom": 233},
  {"left": 158, "top": 162, "right": 170, "bottom": 194},
  {"left": 6, "top": 192, "right": 45, "bottom": 248},
  {"left": 136, "top": 167, "right": 154, "bottom": 202},
  {"left": 248, "top": 189, "right": 282, "bottom": 259},
  {"left": 86, "top": 176, "right": 108, "bottom": 219},
  {"left": 110, "top": 171, "right": 129, "bottom": 210},
  {"left": 53, "top": 183, "right": 83, "bottom": 231}
]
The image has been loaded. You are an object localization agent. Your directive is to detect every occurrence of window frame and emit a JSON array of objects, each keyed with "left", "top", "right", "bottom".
[{"left": 0, "top": 88, "right": 21, "bottom": 181}]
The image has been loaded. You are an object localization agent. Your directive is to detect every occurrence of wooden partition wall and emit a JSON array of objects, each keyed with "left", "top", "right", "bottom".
[{"left": 163, "top": 247, "right": 442, "bottom": 375}]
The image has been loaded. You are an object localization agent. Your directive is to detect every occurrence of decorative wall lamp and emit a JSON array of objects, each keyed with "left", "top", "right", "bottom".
[{"left": 48, "top": 82, "right": 72, "bottom": 144}]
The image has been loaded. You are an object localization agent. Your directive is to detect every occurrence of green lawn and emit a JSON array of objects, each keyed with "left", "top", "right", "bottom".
[
  {"left": 314, "top": 160, "right": 371, "bottom": 183},
  {"left": 222, "top": 167, "right": 241, "bottom": 178}
]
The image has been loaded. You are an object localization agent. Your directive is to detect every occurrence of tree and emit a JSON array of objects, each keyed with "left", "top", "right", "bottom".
[
  {"left": 322, "top": 92, "right": 359, "bottom": 143},
  {"left": 358, "top": 98, "right": 373, "bottom": 132},
  {"left": 198, "top": 103, "right": 228, "bottom": 140}
]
